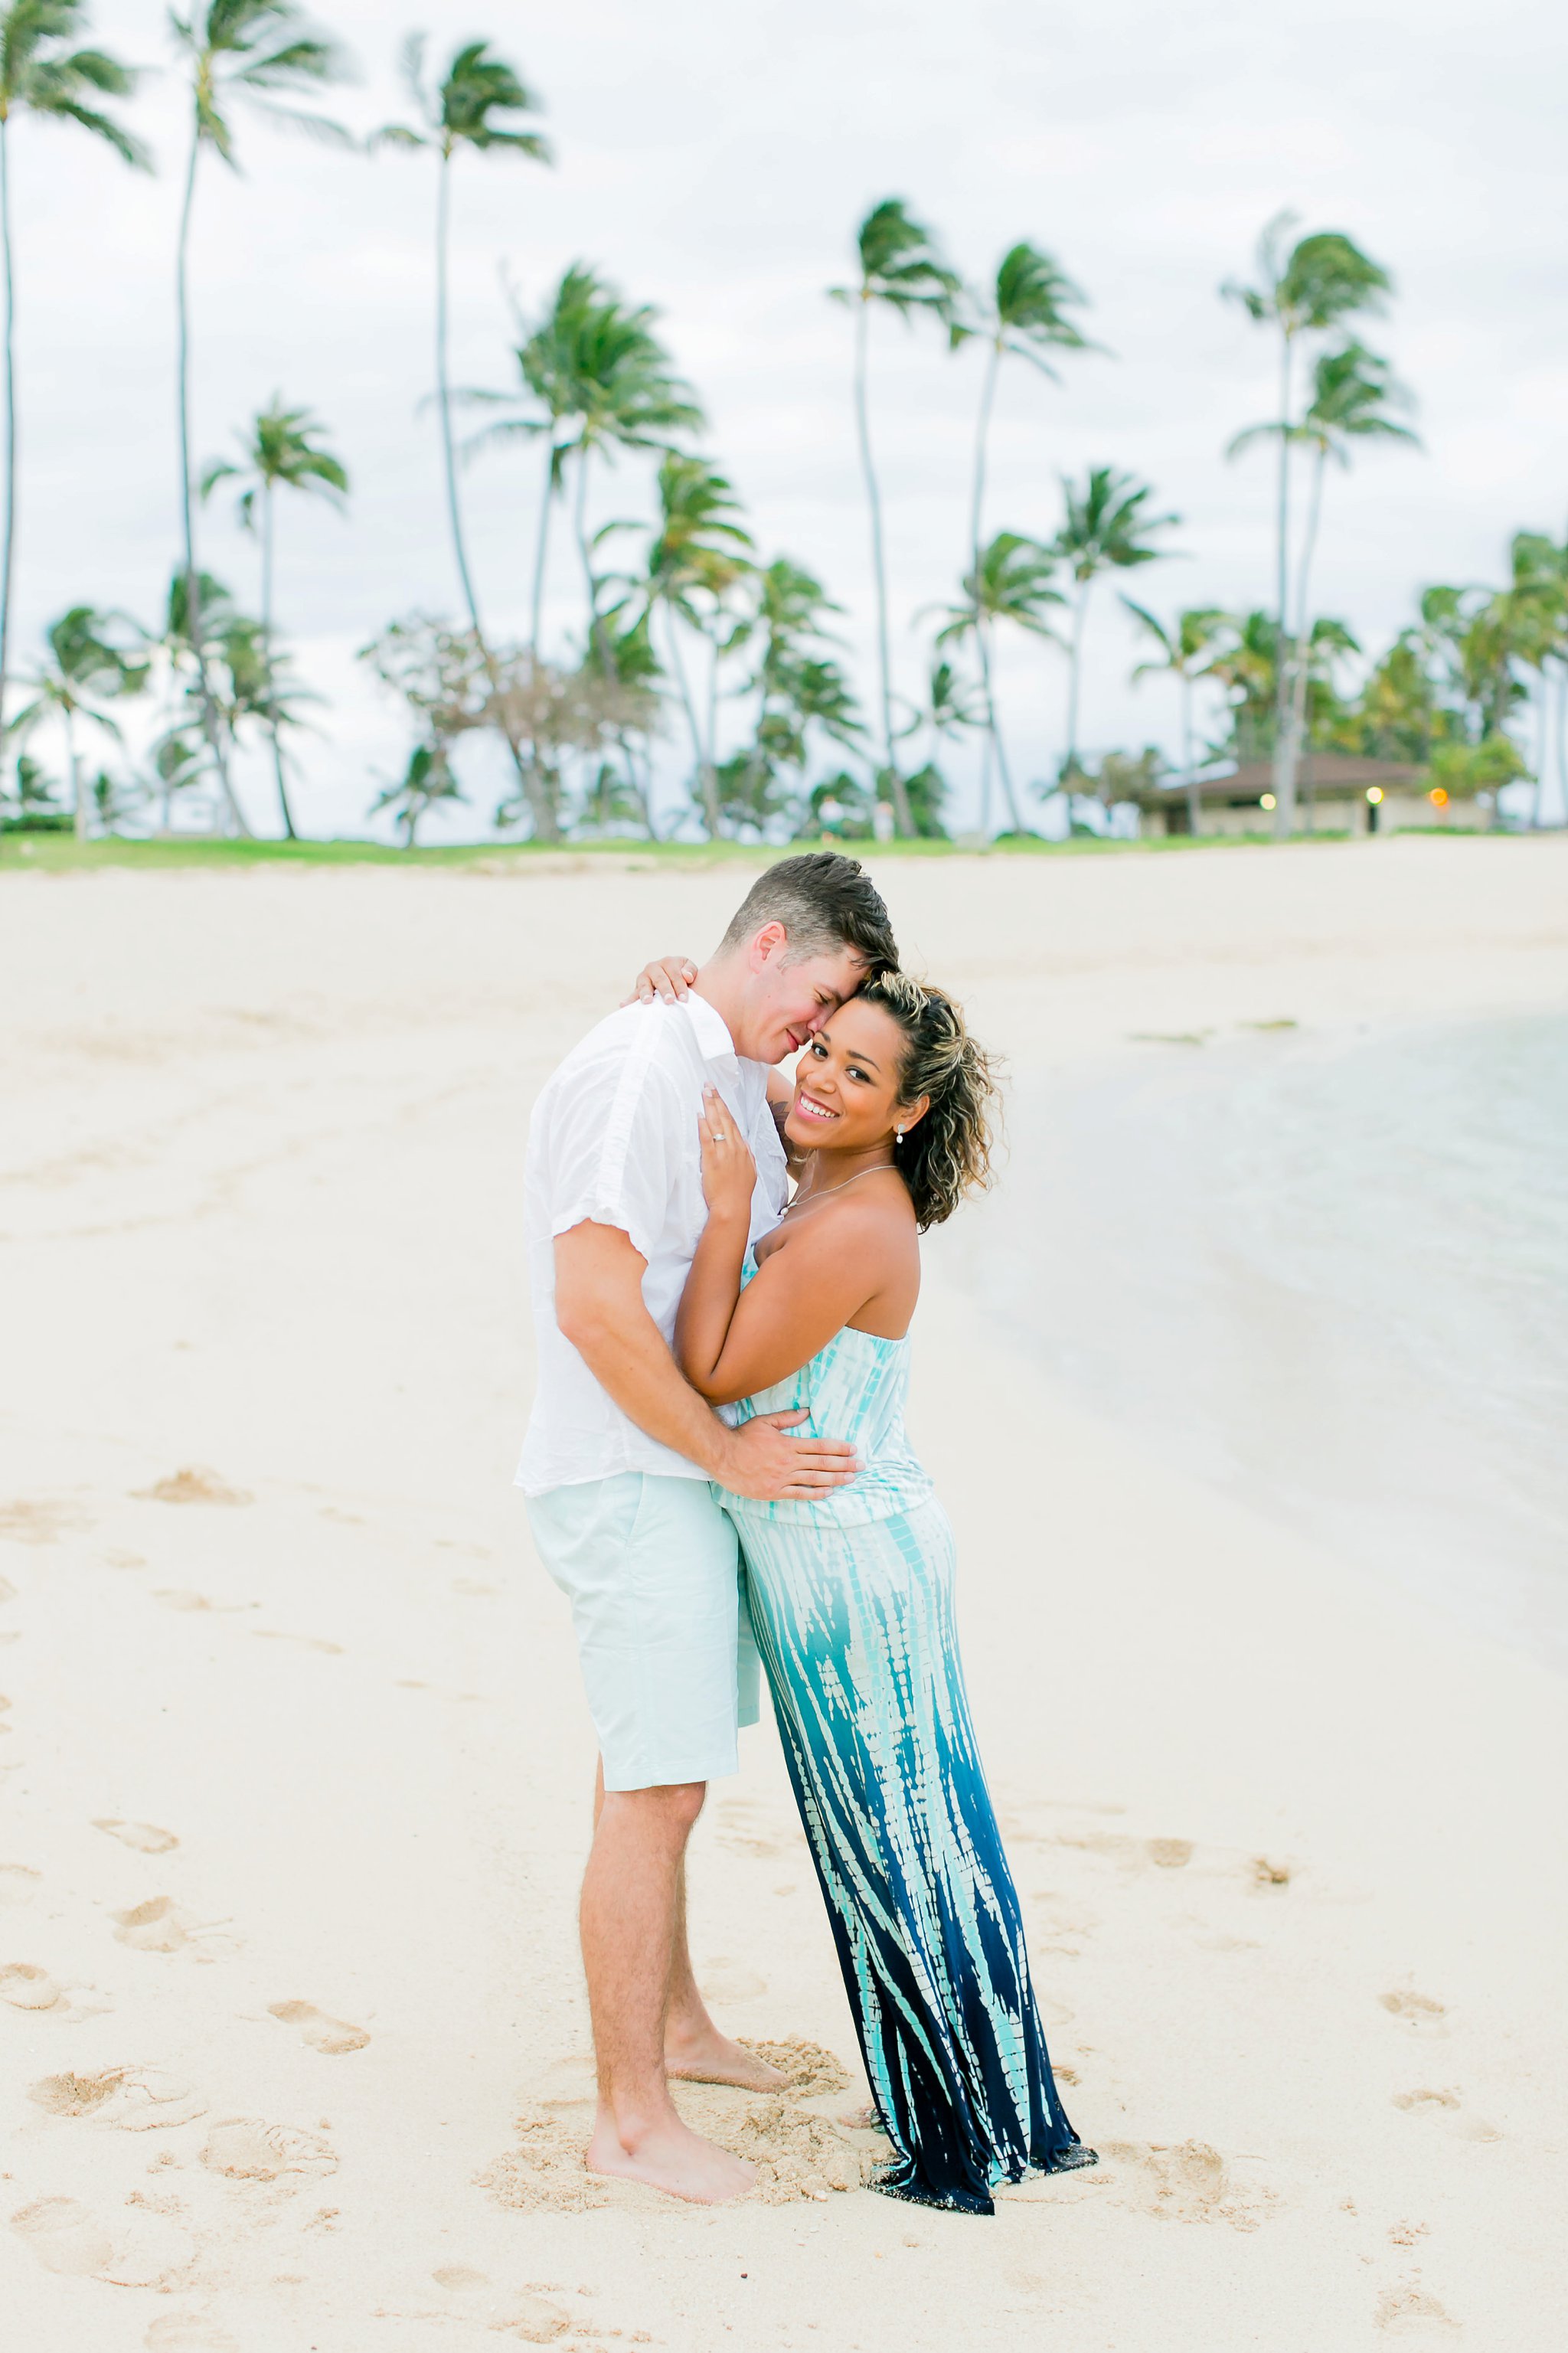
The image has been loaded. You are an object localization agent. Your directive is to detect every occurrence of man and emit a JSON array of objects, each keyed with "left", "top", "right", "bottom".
[{"left": 518, "top": 852, "right": 898, "bottom": 2205}]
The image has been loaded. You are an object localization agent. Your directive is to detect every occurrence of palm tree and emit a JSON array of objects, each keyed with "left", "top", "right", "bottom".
[
  {"left": 170, "top": 1, "right": 349, "bottom": 836},
  {"left": 0, "top": 4, "right": 147, "bottom": 750},
  {"left": 8, "top": 604, "right": 147, "bottom": 838},
  {"left": 962, "top": 241, "right": 1090, "bottom": 592},
  {"left": 371, "top": 739, "right": 464, "bottom": 848},
  {"left": 936, "top": 530, "right": 1061, "bottom": 833},
  {"left": 1239, "top": 342, "right": 1418, "bottom": 821},
  {"left": 642, "top": 453, "right": 754, "bottom": 837},
  {"left": 829, "top": 198, "right": 959, "bottom": 838},
  {"left": 1223, "top": 213, "right": 1392, "bottom": 832},
  {"left": 1122, "top": 603, "right": 1233, "bottom": 835},
  {"left": 201, "top": 395, "right": 347, "bottom": 838},
  {"left": 374, "top": 37, "right": 554, "bottom": 832},
  {"left": 463, "top": 263, "right": 701, "bottom": 662},
  {"left": 1054, "top": 466, "right": 1178, "bottom": 775}
]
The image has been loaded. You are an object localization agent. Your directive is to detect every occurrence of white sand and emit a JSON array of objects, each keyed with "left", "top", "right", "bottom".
[{"left": 2, "top": 835, "right": 1566, "bottom": 2351}]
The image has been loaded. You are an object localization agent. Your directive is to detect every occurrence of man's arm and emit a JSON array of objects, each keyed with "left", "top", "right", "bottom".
[{"left": 554, "top": 1222, "right": 859, "bottom": 1502}]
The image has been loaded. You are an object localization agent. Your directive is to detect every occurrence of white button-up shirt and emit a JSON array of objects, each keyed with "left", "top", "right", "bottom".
[{"left": 515, "top": 993, "right": 789, "bottom": 1495}]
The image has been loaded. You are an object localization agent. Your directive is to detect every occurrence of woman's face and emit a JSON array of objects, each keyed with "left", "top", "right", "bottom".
[{"left": 782, "top": 998, "right": 919, "bottom": 1155}]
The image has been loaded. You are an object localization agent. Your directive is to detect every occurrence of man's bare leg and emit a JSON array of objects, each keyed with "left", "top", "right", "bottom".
[
  {"left": 589, "top": 1760, "right": 782, "bottom": 2093},
  {"left": 664, "top": 1858, "right": 788, "bottom": 2092},
  {"left": 580, "top": 1775, "right": 753, "bottom": 2203}
]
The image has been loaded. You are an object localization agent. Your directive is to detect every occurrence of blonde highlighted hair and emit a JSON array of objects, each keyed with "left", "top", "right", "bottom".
[{"left": 862, "top": 972, "right": 1001, "bottom": 1230}]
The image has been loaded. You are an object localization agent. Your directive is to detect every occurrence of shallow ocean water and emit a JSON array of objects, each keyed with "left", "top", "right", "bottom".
[{"left": 946, "top": 1010, "right": 1568, "bottom": 1671}]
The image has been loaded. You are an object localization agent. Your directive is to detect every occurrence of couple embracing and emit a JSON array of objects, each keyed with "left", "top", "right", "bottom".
[{"left": 517, "top": 853, "right": 1093, "bottom": 2214}]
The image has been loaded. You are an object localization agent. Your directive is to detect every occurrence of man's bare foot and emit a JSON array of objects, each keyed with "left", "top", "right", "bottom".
[
  {"left": 586, "top": 2103, "right": 754, "bottom": 2204},
  {"left": 838, "top": 2100, "right": 881, "bottom": 2130},
  {"left": 664, "top": 2025, "right": 789, "bottom": 2093}
]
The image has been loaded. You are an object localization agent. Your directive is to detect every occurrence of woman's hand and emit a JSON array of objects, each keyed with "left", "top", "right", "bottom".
[
  {"left": 698, "top": 1085, "right": 756, "bottom": 1223},
  {"left": 623, "top": 954, "right": 697, "bottom": 1006}
]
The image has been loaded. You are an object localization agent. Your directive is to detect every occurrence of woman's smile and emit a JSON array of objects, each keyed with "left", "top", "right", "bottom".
[{"left": 793, "top": 1087, "right": 840, "bottom": 1126}]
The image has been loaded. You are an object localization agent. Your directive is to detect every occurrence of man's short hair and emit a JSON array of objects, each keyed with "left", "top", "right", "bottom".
[{"left": 719, "top": 851, "right": 898, "bottom": 977}]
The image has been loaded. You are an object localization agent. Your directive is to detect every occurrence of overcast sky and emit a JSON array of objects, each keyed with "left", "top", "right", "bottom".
[{"left": 21, "top": 0, "right": 1568, "bottom": 835}]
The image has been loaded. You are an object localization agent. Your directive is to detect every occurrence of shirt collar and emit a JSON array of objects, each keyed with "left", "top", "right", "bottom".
[{"left": 684, "top": 989, "right": 741, "bottom": 1065}]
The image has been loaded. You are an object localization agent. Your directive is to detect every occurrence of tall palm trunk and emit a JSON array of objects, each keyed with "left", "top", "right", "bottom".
[
  {"left": 662, "top": 603, "right": 719, "bottom": 837},
  {"left": 1270, "top": 326, "right": 1295, "bottom": 837},
  {"left": 259, "top": 478, "right": 297, "bottom": 838},
  {"left": 976, "top": 619, "right": 1021, "bottom": 832},
  {"left": 0, "top": 115, "right": 16, "bottom": 762},
  {"left": 967, "top": 340, "right": 1001, "bottom": 593},
  {"left": 1181, "top": 670, "right": 1200, "bottom": 837},
  {"left": 434, "top": 145, "right": 559, "bottom": 842},
  {"left": 67, "top": 708, "right": 85, "bottom": 841},
  {"left": 852, "top": 296, "right": 913, "bottom": 838},
  {"left": 528, "top": 431, "right": 557, "bottom": 651},
  {"left": 1064, "top": 579, "right": 1089, "bottom": 770},
  {"left": 175, "top": 124, "right": 247, "bottom": 837},
  {"left": 1279, "top": 446, "right": 1327, "bottom": 835}
]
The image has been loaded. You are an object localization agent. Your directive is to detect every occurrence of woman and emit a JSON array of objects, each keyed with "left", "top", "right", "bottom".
[{"left": 670, "top": 967, "right": 1094, "bottom": 2215}]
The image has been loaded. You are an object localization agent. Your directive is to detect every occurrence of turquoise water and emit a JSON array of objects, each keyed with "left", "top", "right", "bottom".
[{"left": 946, "top": 1011, "right": 1568, "bottom": 1670}]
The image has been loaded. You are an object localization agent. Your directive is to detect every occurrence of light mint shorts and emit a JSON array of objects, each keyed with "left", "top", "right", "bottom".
[{"left": 527, "top": 1472, "right": 761, "bottom": 1793}]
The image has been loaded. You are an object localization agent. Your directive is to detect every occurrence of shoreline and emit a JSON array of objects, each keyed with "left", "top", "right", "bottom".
[{"left": 3, "top": 838, "right": 1566, "bottom": 2349}]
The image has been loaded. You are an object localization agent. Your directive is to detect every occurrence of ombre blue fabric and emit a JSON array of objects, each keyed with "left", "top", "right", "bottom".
[{"left": 718, "top": 1280, "right": 1093, "bottom": 2214}]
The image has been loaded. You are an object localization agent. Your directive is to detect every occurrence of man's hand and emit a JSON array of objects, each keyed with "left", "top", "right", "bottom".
[
  {"left": 624, "top": 955, "right": 697, "bottom": 1006},
  {"left": 717, "top": 1410, "right": 859, "bottom": 1504}
]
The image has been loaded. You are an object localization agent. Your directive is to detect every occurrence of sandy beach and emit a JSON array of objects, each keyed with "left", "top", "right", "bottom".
[{"left": 3, "top": 835, "right": 1566, "bottom": 2352}]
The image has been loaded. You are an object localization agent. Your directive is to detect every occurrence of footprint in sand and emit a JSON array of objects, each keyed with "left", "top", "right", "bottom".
[
  {"left": 0, "top": 1498, "right": 92, "bottom": 1544},
  {"left": 0, "top": 1961, "right": 61, "bottom": 2009},
  {"left": 1098, "top": 2139, "right": 1263, "bottom": 2230},
  {"left": 0, "top": 1861, "right": 41, "bottom": 1905},
  {"left": 200, "top": 2118, "right": 336, "bottom": 2185},
  {"left": 267, "top": 1999, "right": 369, "bottom": 2055},
  {"left": 1380, "top": 1989, "right": 1448, "bottom": 2034},
  {"left": 251, "top": 1629, "right": 344, "bottom": 1655},
  {"left": 111, "top": 1897, "right": 237, "bottom": 1960},
  {"left": 145, "top": 2317, "right": 240, "bottom": 2352},
  {"left": 134, "top": 1468, "right": 253, "bottom": 1508},
  {"left": 11, "top": 2193, "right": 194, "bottom": 2286},
  {"left": 740, "top": 2038, "right": 851, "bottom": 2096},
  {"left": 152, "top": 1591, "right": 234, "bottom": 1615},
  {"left": 375, "top": 2266, "right": 573, "bottom": 2342},
  {"left": 0, "top": 1574, "right": 17, "bottom": 1603},
  {"left": 1393, "top": 2088, "right": 1460, "bottom": 2113},
  {"left": 1374, "top": 2285, "right": 1459, "bottom": 2334},
  {"left": 94, "top": 1819, "right": 180, "bottom": 1855},
  {"left": 30, "top": 2066, "right": 207, "bottom": 2131}
]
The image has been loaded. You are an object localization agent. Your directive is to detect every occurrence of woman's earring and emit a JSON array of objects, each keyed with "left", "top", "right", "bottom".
[{"left": 895, "top": 1128, "right": 904, "bottom": 1145}]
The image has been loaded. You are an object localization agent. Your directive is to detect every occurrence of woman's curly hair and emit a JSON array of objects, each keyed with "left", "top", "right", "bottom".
[{"left": 861, "top": 972, "right": 1001, "bottom": 1230}]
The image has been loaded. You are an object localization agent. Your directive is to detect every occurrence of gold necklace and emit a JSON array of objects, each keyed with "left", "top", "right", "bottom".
[{"left": 782, "top": 1161, "right": 897, "bottom": 1220}]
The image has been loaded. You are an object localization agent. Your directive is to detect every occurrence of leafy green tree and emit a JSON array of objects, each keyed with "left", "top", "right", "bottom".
[
  {"left": 960, "top": 240, "right": 1090, "bottom": 596},
  {"left": 795, "top": 770, "right": 875, "bottom": 841},
  {"left": 488, "top": 647, "right": 657, "bottom": 837},
  {"left": 641, "top": 453, "right": 753, "bottom": 836},
  {"left": 896, "top": 657, "right": 982, "bottom": 837},
  {"left": 936, "top": 530, "right": 1061, "bottom": 832},
  {"left": 0, "top": 2, "right": 146, "bottom": 750},
  {"left": 374, "top": 35, "right": 555, "bottom": 834},
  {"left": 7, "top": 604, "right": 148, "bottom": 837},
  {"left": 1207, "top": 609, "right": 1360, "bottom": 793},
  {"left": 1223, "top": 213, "right": 1392, "bottom": 830},
  {"left": 1122, "top": 603, "right": 1233, "bottom": 835},
  {"left": 1504, "top": 530, "right": 1568, "bottom": 825},
  {"left": 1330, "top": 629, "right": 1454, "bottom": 765},
  {"left": 201, "top": 395, "right": 347, "bottom": 838},
  {"left": 171, "top": 1, "right": 351, "bottom": 835},
  {"left": 829, "top": 198, "right": 959, "bottom": 838},
  {"left": 370, "top": 740, "right": 463, "bottom": 848},
  {"left": 1054, "top": 466, "right": 1178, "bottom": 776},
  {"left": 2, "top": 747, "right": 63, "bottom": 825}
]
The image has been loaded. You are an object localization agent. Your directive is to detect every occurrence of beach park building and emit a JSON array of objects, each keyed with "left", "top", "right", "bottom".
[{"left": 1131, "top": 755, "right": 1455, "bottom": 838}]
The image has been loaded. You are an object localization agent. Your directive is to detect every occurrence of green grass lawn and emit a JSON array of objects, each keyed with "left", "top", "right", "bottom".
[{"left": 0, "top": 826, "right": 1383, "bottom": 874}]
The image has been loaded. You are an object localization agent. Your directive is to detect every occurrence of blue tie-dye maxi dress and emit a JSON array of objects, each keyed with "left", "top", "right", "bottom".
[{"left": 717, "top": 1288, "right": 1095, "bottom": 2214}]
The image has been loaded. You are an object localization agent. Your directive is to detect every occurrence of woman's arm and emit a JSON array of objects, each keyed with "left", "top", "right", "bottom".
[{"left": 678, "top": 1207, "right": 900, "bottom": 1405}]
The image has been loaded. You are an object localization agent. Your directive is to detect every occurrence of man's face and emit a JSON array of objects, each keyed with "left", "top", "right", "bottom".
[{"left": 733, "top": 926, "right": 869, "bottom": 1065}]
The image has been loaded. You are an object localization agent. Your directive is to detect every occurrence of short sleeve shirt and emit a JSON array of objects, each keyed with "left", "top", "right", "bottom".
[{"left": 515, "top": 994, "right": 789, "bottom": 1495}]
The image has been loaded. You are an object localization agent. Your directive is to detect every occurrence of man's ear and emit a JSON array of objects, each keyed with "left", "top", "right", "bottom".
[
  {"left": 897, "top": 1093, "right": 932, "bottom": 1134},
  {"left": 749, "top": 920, "right": 788, "bottom": 971}
]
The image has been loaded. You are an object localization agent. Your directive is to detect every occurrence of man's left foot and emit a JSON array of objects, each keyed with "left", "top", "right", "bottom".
[{"left": 665, "top": 2030, "right": 789, "bottom": 2093}]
